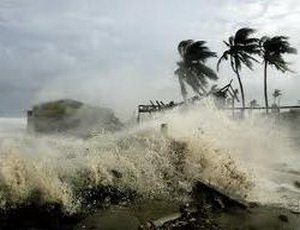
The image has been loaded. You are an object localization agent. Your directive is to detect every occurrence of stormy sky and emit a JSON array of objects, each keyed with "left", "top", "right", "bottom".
[{"left": 0, "top": 0, "right": 299, "bottom": 119}]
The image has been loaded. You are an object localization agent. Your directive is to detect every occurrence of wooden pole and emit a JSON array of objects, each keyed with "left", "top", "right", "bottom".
[{"left": 160, "top": 123, "right": 168, "bottom": 137}]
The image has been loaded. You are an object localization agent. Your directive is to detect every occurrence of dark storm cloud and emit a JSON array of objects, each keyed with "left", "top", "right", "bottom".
[{"left": 0, "top": 0, "right": 299, "bottom": 118}]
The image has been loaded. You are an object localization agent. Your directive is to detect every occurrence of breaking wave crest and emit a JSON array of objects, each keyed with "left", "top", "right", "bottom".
[{"left": 0, "top": 100, "right": 298, "bottom": 214}]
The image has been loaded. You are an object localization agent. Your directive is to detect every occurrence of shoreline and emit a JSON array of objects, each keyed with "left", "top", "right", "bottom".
[{"left": 0, "top": 183, "right": 299, "bottom": 229}]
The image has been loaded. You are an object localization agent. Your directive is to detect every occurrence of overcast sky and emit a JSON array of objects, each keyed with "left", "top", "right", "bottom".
[{"left": 0, "top": 0, "right": 299, "bottom": 118}]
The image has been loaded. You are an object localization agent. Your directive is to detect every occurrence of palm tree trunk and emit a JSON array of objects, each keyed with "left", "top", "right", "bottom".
[
  {"left": 264, "top": 61, "right": 269, "bottom": 114},
  {"left": 234, "top": 62, "right": 245, "bottom": 117},
  {"left": 232, "top": 98, "right": 235, "bottom": 119}
]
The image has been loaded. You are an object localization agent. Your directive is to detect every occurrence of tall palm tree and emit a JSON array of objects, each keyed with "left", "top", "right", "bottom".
[
  {"left": 217, "top": 28, "right": 260, "bottom": 113},
  {"left": 175, "top": 40, "right": 218, "bottom": 101},
  {"left": 260, "top": 36, "right": 297, "bottom": 113}
]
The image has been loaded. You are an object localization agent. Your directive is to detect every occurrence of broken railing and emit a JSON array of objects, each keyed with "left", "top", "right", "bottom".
[
  {"left": 136, "top": 80, "right": 300, "bottom": 122},
  {"left": 137, "top": 100, "right": 184, "bottom": 123},
  {"left": 137, "top": 80, "right": 238, "bottom": 122},
  {"left": 137, "top": 100, "right": 300, "bottom": 122}
]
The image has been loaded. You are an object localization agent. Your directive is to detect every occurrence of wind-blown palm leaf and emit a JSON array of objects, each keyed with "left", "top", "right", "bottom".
[
  {"left": 217, "top": 50, "right": 229, "bottom": 71},
  {"left": 217, "top": 27, "right": 260, "bottom": 110},
  {"left": 177, "top": 71, "right": 187, "bottom": 99},
  {"left": 260, "top": 35, "right": 297, "bottom": 113},
  {"left": 238, "top": 53, "right": 254, "bottom": 70},
  {"left": 229, "top": 36, "right": 234, "bottom": 46},
  {"left": 244, "top": 38, "right": 260, "bottom": 45},
  {"left": 177, "top": 40, "right": 193, "bottom": 57},
  {"left": 261, "top": 36, "right": 297, "bottom": 73},
  {"left": 234, "top": 28, "right": 256, "bottom": 44},
  {"left": 209, "top": 84, "right": 220, "bottom": 93},
  {"left": 239, "top": 52, "right": 260, "bottom": 63},
  {"left": 223, "top": 40, "right": 230, "bottom": 47},
  {"left": 235, "top": 56, "right": 242, "bottom": 71},
  {"left": 273, "top": 89, "right": 282, "bottom": 98},
  {"left": 193, "top": 62, "right": 218, "bottom": 80},
  {"left": 184, "top": 41, "right": 217, "bottom": 63},
  {"left": 250, "top": 99, "right": 259, "bottom": 107},
  {"left": 175, "top": 39, "right": 218, "bottom": 99},
  {"left": 184, "top": 73, "right": 202, "bottom": 94},
  {"left": 195, "top": 73, "right": 208, "bottom": 87},
  {"left": 217, "top": 27, "right": 260, "bottom": 72},
  {"left": 239, "top": 44, "right": 260, "bottom": 54}
]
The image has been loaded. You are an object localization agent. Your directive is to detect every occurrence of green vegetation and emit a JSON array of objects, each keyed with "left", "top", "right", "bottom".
[
  {"left": 175, "top": 40, "right": 218, "bottom": 101},
  {"left": 217, "top": 28, "right": 260, "bottom": 113},
  {"left": 29, "top": 99, "right": 123, "bottom": 136},
  {"left": 175, "top": 28, "right": 297, "bottom": 114},
  {"left": 259, "top": 36, "right": 297, "bottom": 113},
  {"left": 32, "top": 99, "right": 83, "bottom": 117}
]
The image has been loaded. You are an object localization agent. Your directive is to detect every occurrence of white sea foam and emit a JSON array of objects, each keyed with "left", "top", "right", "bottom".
[{"left": 0, "top": 100, "right": 299, "bottom": 213}]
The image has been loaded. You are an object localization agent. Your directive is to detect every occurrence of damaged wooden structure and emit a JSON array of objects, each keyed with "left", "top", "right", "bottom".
[
  {"left": 137, "top": 80, "right": 300, "bottom": 122},
  {"left": 137, "top": 80, "right": 239, "bottom": 122}
]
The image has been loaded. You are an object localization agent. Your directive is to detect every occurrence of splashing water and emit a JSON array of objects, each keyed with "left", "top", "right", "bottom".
[{"left": 0, "top": 100, "right": 299, "bottom": 215}]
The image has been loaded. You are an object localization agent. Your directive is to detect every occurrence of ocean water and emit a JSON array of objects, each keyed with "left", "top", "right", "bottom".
[{"left": 0, "top": 101, "right": 299, "bottom": 221}]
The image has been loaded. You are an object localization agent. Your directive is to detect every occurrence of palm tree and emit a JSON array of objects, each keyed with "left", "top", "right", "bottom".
[
  {"left": 249, "top": 99, "right": 259, "bottom": 108},
  {"left": 217, "top": 28, "right": 260, "bottom": 114},
  {"left": 260, "top": 36, "right": 297, "bottom": 113},
  {"left": 272, "top": 89, "right": 282, "bottom": 105},
  {"left": 249, "top": 99, "right": 259, "bottom": 116},
  {"left": 175, "top": 40, "right": 218, "bottom": 101}
]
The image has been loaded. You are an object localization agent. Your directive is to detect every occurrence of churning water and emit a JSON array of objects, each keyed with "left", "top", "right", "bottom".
[{"left": 0, "top": 100, "right": 299, "bottom": 217}]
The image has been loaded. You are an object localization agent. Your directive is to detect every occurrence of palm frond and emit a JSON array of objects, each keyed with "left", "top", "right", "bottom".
[
  {"left": 230, "top": 56, "right": 236, "bottom": 73},
  {"left": 229, "top": 36, "right": 234, "bottom": 46},
  {"left": 240, "top": 51, "right": 260, "bottom": 63},
  {"left": 217, "top": 51, "right": 229, "bottom": 71},
  {"left": 239, "top": 43, "right": 260, "bottom": 54},
  {"left": 234, "top": 27, "right": 256, "bottom": 44},
  {"left": 223, "top": 40, "right": 230, "bottom": 47},
  {"left": 178, "top": 74, "right": 188, "bottom": 99},
  {"left": 193, "top": 62, "right": 218, "bottom": 80},
  {"left": 185, "top": 75, "right": 202, "bottom": 94},
  {"left": 273, "top": 89, "right": 282, "bottom": 98},
  {"left": 197, "top": 74, "right": 209, "bottom": 88},
  {"left": 243, "top": 38, "right": 260, "bottom": 45},
  {"left": 261, "top": 35, "right": 297, "bottom": 72},
  {"left": 210, "top": 84, "right": 219, "bottom": 92},
  {"left": 176, "top": 39, "right": 217, "bottom": 98},
  {"left": 238, "top": 53, "right": 254, "bottom": 70},
  {"left": 184, "top": 41, "right": 217, "bottom": 63},
  {"left": 286, "top": 47, "right": 297, "bottom": 54},
  {"left": 178, "top": 39, "right": 193, "bottom": 57},
  {"left": 219, "top": 28, "right": 259, "bottom": 74}
]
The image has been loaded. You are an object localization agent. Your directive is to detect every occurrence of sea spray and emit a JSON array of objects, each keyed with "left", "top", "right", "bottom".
[
  {"left": 0, "top": 100, "right": 299, "bottom": 216},
  {"left": 158, "top": 99, "right": 299, "bottom": 210}
]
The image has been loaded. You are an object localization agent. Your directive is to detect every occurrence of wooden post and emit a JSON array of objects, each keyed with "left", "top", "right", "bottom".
[
  {"left": 160, "top": 123, "right": 168, "bottom": 137},
  {"left": 137, "top": 112, "right": 140, "bottom": 123}
]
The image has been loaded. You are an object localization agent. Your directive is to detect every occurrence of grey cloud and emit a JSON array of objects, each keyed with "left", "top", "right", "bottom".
[{"left": 0, "top": 0, "right": 299, "bottom": 119}]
